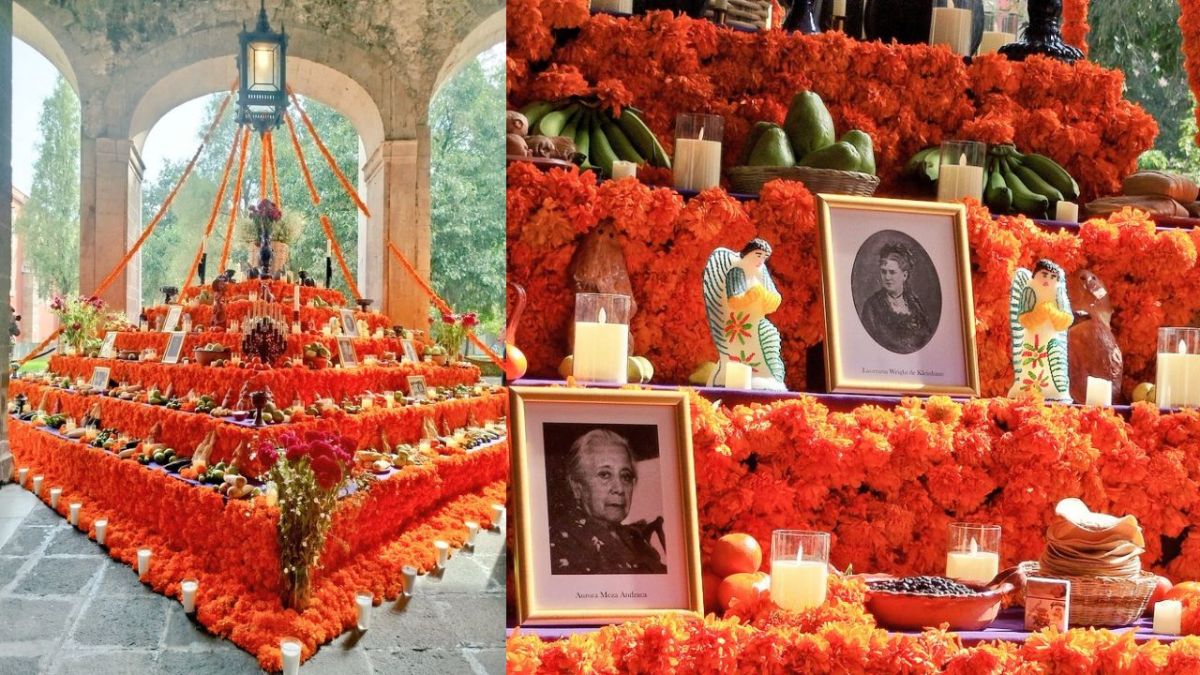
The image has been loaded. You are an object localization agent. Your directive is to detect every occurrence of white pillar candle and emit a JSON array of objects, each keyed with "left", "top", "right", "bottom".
[
  {"left": 492, "top": 503, "right": 506, "bottom": 530},
  {"left": 1055, "top": 201, "right": 1079, "bottom": 223},
  {"left": 465, "top": 521, "right": 480, "bottom": 548},
  {"left": 95, "top": 519, "right": 108, "bottom": 545},
  {"left": 402, "top": 565, "right": 418, "bottom": 597},
  {"left": 611, "top": 160, "right": 637, "bottom": 180},
  {"left": 292, "top": 286, "right": 300, "bottom": 312},
  {"left": 1156, "top": 340, "right": 1200, "bottom": 408},
  {"left": 280, "top": 639, "right": 302, "bottom": 675},
  {"left": 361, "top": 396, "right": 374, "bottom": 409},
  {"left": 49, "top": 487, "right": 62, "bottom": 509},
  {"left": 181, "top": 579, "right": 198, "bottom": 614},
  {"left": 32, "top": 475, "right": 43, "bottom": 496},
  {"left": 573, "top": 311, "right": 629, "bottom": 384},
  {"left": 832, "top": 0, "right": 846, "bottom": 16},
  {"left": 1085, "top": 377, "right": 1112, "bottom": 407},
  {"left": 1154, "top": 600, "right": 1183, "bottom": 635},
  {"left": 769, "top": 559, "right": 827, "bottom": 611},
  {"left": 17, "top": 467, "right": 28, "bottom": 486},
  {"left": 69, "top": 503, "right": 81, "bottom": 527},
  {"left": 673, "top": 138, "right": 723, "bottom": 192},
  {"left": 435, "top": 540, "right": 450, "bottom": 569},
  {"left": 937, "top": 153, "right": 984, "bottom": 203},
  {"left": 930, "top": 2, "right": 973, "bottom": 56},
  {"left": 591, "top": 0, "right": 632, "bottom": 13},
  {"left": 355, "top": 592, "right": 373, "bottom": 631},
  {"left": 724, "top": 362, "right": 753, "bottom": 389},
  {"left": 976, "top": 31, "right": 1015, "bottom": 56},
  {"left": 945, "top": 542, "right": 1000, "bottom": 584},
  {"left": 137, "top": 548, "right": 152, "bottom": 579}
]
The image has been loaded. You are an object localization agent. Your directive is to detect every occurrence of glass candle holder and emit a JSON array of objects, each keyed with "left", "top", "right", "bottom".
[
  {"left": 591, "top": 0, "right": 632, "bottom": 13},
  {"left": 1156, "top": 327, "right": 1200, "bottom": 409},
  {"left": 770, "top": 530, "right": 830, "bottom": 611},
  {"left": 280, "top": 638, "right": 302, "bottom": 675},
  {"left": 673, "top": 113, "right": 724, "bottom": 192},
  {"left": 573, "top": 293, "right": 631, "bottom": 384},
  {"left": 929, "top": 0, "right": 975, "bottom": 56},
  {"left": 976, "top": 11, "right": 1018, "bottom": 55},
  {"left": 946, "top": 523, "right": 1001, "bottom": 584},
  {"left": 937, "top": 140, "right": 986, "bottom": 203}
]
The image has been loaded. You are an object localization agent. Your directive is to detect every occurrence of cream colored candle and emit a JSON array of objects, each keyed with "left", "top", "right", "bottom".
[
  {"left": 1056, "top": 201, "right": 1079, "bottom": 223},
  {"left": 281, "top": 640, "right": 301, "bottom": 675},
  {"left": 611, "top": 160, "right": 637, "bottom": 179},
  {"left": 591, "top": 0, "right": 632, "bottom": 12},
  {"left": 137, "top": 548, "right": 152, "bottom": 579},
  {"left": 1155, "top": 600, "right": 1182, "bottom": 635},
  {"left": 946, "top": 538, "right": 999, "bottom": 584},
  {"left": 402, "top": 565, "right": 418, "bottom": 597},
  {"left": 1085, "top": 377, "right": 1112, "bottom": 407},
  {"left": 930, "top": 1, "right": 973, "bottom": 56},
  {"left": 573, "top": 311, "right": 629, "bottom": 384},
  {"left": 95, "top": 519, "right": 108, "bottom": 545},
  {"left": 976, "top": 31, "right": 1015, "bottom": 55},
  {"left": 292, "top": 286, "right": 300, "bottom": 312},
  {"left": 1157, "top": 341, "right": 1200, "bottom": 408},
  {"left": 50, "top": 487, "right": 62, "bottom": 509},
  {"left": 465, "top": 521, "right": 480, "bottom": 547},
  {"left": 356, "top": 592, "right": 373, "bottom": 631},
  {"left": 937, "top": 154, "right": 984, "bottom": 203},
  {"left": 492, "top": 503, "right": 506, "bottom": 530},
  {"left": 17, "top": 467, "right": 28, "bottom": 486},
  {"left": 181, "top": 579, "right": 198, "bottom": 613},
  {"left": 724, "top": 362, "right": 753, "bottom": 389},
  {"left": 674, "top": 137, "right": 723, "bottom": 192},
  {"left": 69, "top": 503, "right": 81, "bottom": 527},
  {"left": 770, "top": 559, "right": 827, "bottom": 611},
  {"left": 435, "top": 540, "right": 450, "bottom": 569},
  {"left": 32, "top": 475, "right": 43, "bottom": 496}
]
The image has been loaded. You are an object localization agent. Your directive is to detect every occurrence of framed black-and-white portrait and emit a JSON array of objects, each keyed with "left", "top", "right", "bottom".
[
  {"left": 162, "top": 331, "right": 186, "bottom": 365},
  {"left": 401, "top": 339, "right": 420, "bottom": 364},
  {"left": 406, "top": 375, "right": 428, "bottom": 401},
  {"left": 340, "top": 309, "right": 358, "bottom": 337},
  {"left": 336, "top": 336, "right": 358, "bottom": 367},
  {"left": 88, "top": 366, "right": 111, "bottom": 390},
  {"left": 817, "top": 195, "right": 979, "bottom": 396},
  {"left": 162, "top": 305, "right": 183, "bottom": 333},
  {"left": 510, "top": 387, "right": 702, "bottom": 626},
  {"left": 99, "top": 331, "right": 118, "bottom": 359}
]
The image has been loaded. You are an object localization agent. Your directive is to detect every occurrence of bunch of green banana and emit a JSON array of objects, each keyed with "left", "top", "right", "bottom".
[
  {"left": 905, "top": 144, "right": 1079, "bottom": 219},
  {"left": 518, "top": 99, "right": 671, "bottom": 178}
]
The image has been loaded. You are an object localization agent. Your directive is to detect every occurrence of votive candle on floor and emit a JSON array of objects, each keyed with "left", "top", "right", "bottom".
[
  {"left": 402, "top": 565, "right": 418, "bottom": 597},
  {"left": 181, "top": 579, "right": 198, "bottom": 614},
  {"left": 95, "top": 519, "right": 108, "bottom": 545},
  {"left": 137, "top": 548, "right": 152, "bottom": 579},
  {"left": 281, "top": 639, "right": 302, "bottom": 675},
  {"left": 32, "top": 475, "right": 43, "bottom": 496},
  {"left": 491, "top": 504, "right": 506, "bottom": 530},
  {"left": 435, "top": 540, "right": 450, "bottom": 569},
  {"left": 356, "top": 592, "right": 373, "bottom": 631},
  {"left": 1155, "top": 600, "right": 1183, "bottom": 635},
  {"left": 49, "top": 487, "right": 62, "bottom": 509},
  {"left": 17, "top": 467, "right": 28, "bottom": 486},
  {"left": 69, "top": 503, "right": 81, "bottom": 527},
  {"left": 465, "top": 521, "right": 480, "bottom": 548}
]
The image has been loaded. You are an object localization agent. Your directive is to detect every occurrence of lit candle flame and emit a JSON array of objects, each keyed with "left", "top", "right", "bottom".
[
  {"left": 969, "top": 537, "right": 978, "bottom": 555},
  {"left": 958, "top": 152, "right": 968, "bottom": 166},
  {"left": 598, "top": 307, "right": 607, "bottom": 324},
  {"left": 1180, "top": 340, "right": 1188, "bottom": 355},
  {"left": 796, "top": 543, "right": 805, "bottom": 562}
]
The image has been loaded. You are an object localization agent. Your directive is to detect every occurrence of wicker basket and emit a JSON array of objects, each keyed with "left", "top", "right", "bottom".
[
  {"left": 1017, "top": 561, "right": 1157, "bottom": 627},
  {"left": 727, "top": 166, "right": 880, "bottom": 197},
  {"left": 702, "top": 0, "right": 772, "bottom": 31}
]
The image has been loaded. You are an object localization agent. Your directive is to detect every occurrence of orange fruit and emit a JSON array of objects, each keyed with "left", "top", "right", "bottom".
[
  {"left": 711, "top": 533, "right": 763, "bottom": 578},
  {"left": 1165, "top": 581, "right": 1200, "bottom": 605},
  {"left": 718, "top": 571, "right": 770, "bottom": 611},
  {"left": 702, "top": 572, "right": 722, "bottom": 614}
]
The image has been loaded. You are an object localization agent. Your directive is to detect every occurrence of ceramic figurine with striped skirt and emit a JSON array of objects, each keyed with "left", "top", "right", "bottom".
[
  {"left": 1009, "top": 259, "right": 1072, "bottom": 401},
  {"left": 702, "top": 238, "right": 786, "bottom": 391}
]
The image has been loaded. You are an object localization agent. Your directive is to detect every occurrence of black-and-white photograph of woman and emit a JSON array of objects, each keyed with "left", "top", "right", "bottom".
[
  {"left": 544, "top": 424, "right": 667, "bottom": 575},
  {"left": 850, "top": 230, "right": 941, "bottom": 354}
]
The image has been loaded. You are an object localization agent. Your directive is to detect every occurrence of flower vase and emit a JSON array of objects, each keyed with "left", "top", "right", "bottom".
[{"left": 286, "top": 574, "right": 311, "bottom": 611}]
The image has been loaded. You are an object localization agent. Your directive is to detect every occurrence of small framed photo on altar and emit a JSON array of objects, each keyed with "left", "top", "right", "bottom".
[
  {"left": 162, "top": 331, "right": 186, "bottom": 365},
  {"left": 88, "top": 366, "right": 111, "bottom": 390},
  {"left": 340, "top": 309, "right": 359, "bottom": 337},
  {"left": 510, "top": 387, "right": 702, "bottom": 626},
  {"left": 99, "top": 331, "right": 118, "bottom": 359},
  {"left": 407, "top": 375, "right": 428, "bottom": 401},
  {"left": 162, "top": 305, "right": 183, "bottom": 333},
  {"left": 401, "top": 339, "right": 420, "bottom": 364},
  {"left": 817, "top": 195, "right": 980, "bottom": 396},
  {"left": 336, "top": 336, "right": 358, "bottom": 367}
]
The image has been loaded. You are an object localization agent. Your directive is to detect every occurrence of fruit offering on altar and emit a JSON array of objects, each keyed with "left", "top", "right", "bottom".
[
  {"left": 507, "top": 107, "right": 580, "bottom": 167},
  {"left": 908, "top": 143, "right": 1079, "bottom": 218},
  {"left": 517, "top": 99, "right": 670, "bottom": 177},
  {"left": 194, "top": 342, "right": 233, "bottom": 366},
  {"left": 1085, "top": 170, "right": 1200, "bottom": 219},
  {"left": 864, "top": 575, "right": 1012, "bottom": 631}
]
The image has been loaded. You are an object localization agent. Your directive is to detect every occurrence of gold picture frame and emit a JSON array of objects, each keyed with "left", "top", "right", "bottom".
[
  {"left": 510, "top": 386, "right": 703, "bottom": 626},
  {"left": 817, "top": 194, "right": 980, "bottom": 396}
]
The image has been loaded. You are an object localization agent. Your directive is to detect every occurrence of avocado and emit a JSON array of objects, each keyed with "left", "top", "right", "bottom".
[
  {"left": 840, "top": 130, "right": 876, "bottom": 175},
  {"left": 746, "top": 127, "right": 796, "bottom": 167},
  {"left": 784, "top": 92, "right": 836, "bottom": 159},
  {"left": 739, "top": 121, "right": 780, "bottom": 166},
  {"left": 799, "top": 142, "right": 862, "bottom": 171}
]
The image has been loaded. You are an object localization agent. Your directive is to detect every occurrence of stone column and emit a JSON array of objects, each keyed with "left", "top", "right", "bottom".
[
  {"left": 79, "top": 137, "right": 144, "bottom": 315},
  {"left": 361, "top": 131, "right": 432, "bottom": 330},
  {"left": 0, "top": 0, "right": 12, "bottom": 483}
]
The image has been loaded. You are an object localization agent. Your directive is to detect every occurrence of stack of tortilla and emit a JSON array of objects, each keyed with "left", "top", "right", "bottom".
[{"left": 1040, "top": 498, "right": 1145, "bottom": 578}]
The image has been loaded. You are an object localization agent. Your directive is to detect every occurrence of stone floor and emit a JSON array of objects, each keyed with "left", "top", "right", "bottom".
[{"left": 0, "top": 483, "right": 505, "bottom": 674}]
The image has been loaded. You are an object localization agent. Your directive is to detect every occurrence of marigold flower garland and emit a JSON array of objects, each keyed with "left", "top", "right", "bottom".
[{"left": 1061, "top": 0, "right": 1090, "bottom": 57}]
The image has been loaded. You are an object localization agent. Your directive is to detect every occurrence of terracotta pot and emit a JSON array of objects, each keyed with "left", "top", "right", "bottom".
[{"left": 305, "top": 356, "right": 329, "bottom": 370}]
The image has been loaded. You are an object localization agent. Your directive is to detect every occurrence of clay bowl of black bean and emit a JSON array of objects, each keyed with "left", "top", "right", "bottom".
[{"left": 864, "top": 576, "right": 1013, "bottom": 632}]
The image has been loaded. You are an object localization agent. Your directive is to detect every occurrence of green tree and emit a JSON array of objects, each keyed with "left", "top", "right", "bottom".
[
  {"left": 429, "top": 47, "right": 506, "bottom": 335},
  {"left": 15, "top": 77, "right": 80, "bottom": 299}
]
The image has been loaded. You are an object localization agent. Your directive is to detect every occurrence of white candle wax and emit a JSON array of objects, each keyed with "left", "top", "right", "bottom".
[
  {"left": 95, "top": 519, "right": 108, "bottom": 545},
  {"left": 770, "top": 559, "right": 828, "bottom": 611},
  {"left": 724, "top": 362, "right": 753, "bottom": 389},
  {"left": 1085, "top": 377, "right": 1112, "bottom": 407},
  {"left": 492, "top": 503, "right": 506, "bottom": 530},
  {"left": 181, "top": 579, "right": 198, "bottom": 613},
  {"left": 49, "top": 487, "right": 62, "bottom": 509},
  {"left": 611, "top": 160, "right": 638, "bottom": 179},
  {"left": 1056, "top": 201, "right": 1079, "bottom": 223},
  {"left": 1156, "top": 341, "right": 1200, "bottom": 408},
  {"left": 281, "top": 640, "right": 302, "bottom": 675},
  {"left": 69, "top": 502, "right": 81, "bottom": 527},
  {"left": 977, "top": 30, "right": 1015, "bottom": 55},
  {"left": 465, "top": 521, "right": 480, "bottom": 548},
  {"left": 137, "top": 548, "right": 152, "bottom": 579},
  {"left": 930, "top": 5, "right": 973, "bottom": 56},
  {"left": 673, "top": 138, "right": 723, "bottom": 192},
  {"left": 591, "top": 0, "right": 632, "bottom": 12},
  {"left": 945, "top": 550, "right": 1000, "bottom": 584},
  {"left": 435, "top": 540, "right": 451, "bottom": 569},
  {"left": 17, "top": 467, "right": 28, "bottom": 486},
  {"left": 402, "top": 565, "right": 419, "bottom": 597},
  {"left": 293, "top": 286, "right": 300, "bottom": 312},
  {"left": 938, "top": 154, "right": 984, "bottom": 203},
  {"left": 1154, "top": 600, "right": 1182, "bottom": 635},
  {"left": 573, "top": 320, "right": 629, "bottom": 384},
  {"left": 833, "top": 0, "right": 847, "bottom": 16},
  {"left": 361, "top": 396, "right": 374, "bottom": 409},
  {"left": 356, "top": 592, "right": 373, "bottom": 631},
  {"left": 32, "top": 475, "right": 43, "bottom": 496}
]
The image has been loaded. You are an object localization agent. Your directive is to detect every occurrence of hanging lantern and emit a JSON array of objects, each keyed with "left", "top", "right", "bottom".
[{"left": 237, "top": 0, "right": 289, "bottom": 133}]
